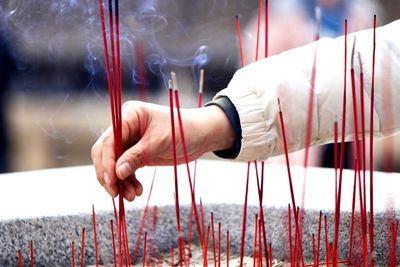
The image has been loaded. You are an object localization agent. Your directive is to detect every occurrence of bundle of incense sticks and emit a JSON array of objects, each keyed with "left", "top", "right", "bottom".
[{"left": 97, "top": 0, "right": 133, "bottom": 265}]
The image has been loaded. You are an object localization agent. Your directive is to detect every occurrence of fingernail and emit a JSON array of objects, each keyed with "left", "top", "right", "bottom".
[
  {"left": 125, "top": 189, "right": 135, "bottom": 202},
  {"left": 118, "top": 162, "right": 133, "bottom": 179},
  {"left": 104, "top": 172, "right": 110, "bottom": 185},
  {"left": 135, "top": 183, "right": 143, "bottom": 196}
]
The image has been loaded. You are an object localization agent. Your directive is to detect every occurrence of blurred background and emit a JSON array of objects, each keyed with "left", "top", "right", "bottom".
[{"left": 0, "top": 0, "right": 399, "bottom": 173}]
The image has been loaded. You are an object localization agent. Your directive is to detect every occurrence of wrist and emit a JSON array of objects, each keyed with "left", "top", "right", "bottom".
[{"left": 201, "top": 105, "right": 235, "bottom": 153}]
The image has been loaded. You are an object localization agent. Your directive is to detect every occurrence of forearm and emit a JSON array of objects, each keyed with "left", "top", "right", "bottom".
[{"left": 214, "top": 19, "right": 400, "bottom": 161}]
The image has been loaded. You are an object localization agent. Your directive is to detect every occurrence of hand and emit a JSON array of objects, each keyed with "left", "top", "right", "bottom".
[{"left": 91, "top": 100, "right": 234, "bottom": 201}]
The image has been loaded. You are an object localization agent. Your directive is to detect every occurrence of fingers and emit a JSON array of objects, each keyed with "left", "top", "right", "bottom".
[
  {"left": 92, "top": 126, "right": 113, "bottom": 186},
  {"left": 101, "top": 130, "right": 117, "bottom": 187},
  {"left": 131, "top": 175, "right": 143, "bottom": 196},
  {"left": 123, "top": 174, "right": 143, "bottom": 201},
  {"left": 91, "top": 125, "right": 120, "bottom": 197},
  {"left": 104, "top": 182, "right": 118, "bottom": 198},
  {"left": 115, "top": 140, "right": 147, "bottom": 180},
  {"left": 92, "top": 101, "right": 155, "bottom": 200},
  {"left": 91, "top": 137, "right": 104, "bottom": 185}
]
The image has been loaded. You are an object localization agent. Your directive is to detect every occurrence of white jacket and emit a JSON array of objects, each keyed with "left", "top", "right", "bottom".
[{"left": 215, "top": 19, "right": 400, "bottom": 161}]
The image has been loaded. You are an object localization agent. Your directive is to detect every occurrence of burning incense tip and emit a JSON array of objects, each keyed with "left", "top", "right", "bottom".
[
  {"left": 314, "top": 6, "right": 321, "bottom": 37},
  {"left": 277, "top": 98, "right": 282, "bottom": 112},
  {"left": 357, "top": 51, "right": 363, "bottom": 71},
  {"left": 351, "top": 37, "right": 357, "bottom": 68},
  {"left": 199, "top": 69, "right": 204, "bottom": 94},
  {"left": 314, "top": 6, "right": 321, "bottom": 21},
  {"left": 171, "top": 72, "right": 179, "bottom": 91},
  {"left": 168, "top": 79, "right": 173, "bottom": 90}
]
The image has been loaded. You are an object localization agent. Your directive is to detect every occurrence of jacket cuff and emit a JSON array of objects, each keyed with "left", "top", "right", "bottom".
[
  {"left": 213, "top": 88, "right": 271, "bottom": 161},
  {"left": 205, "top": 97, "right": 242, "bottom": 159}
]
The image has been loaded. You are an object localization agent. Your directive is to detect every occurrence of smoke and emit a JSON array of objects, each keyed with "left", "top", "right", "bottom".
[
  {"left": 37, "top": 93, "right": 77, "bottom": 145},
  {"left": 0, "top": 0, "right": 250, "bottom": 169}
]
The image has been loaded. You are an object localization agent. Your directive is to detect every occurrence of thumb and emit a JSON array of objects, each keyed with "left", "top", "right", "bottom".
[{"left": 116, "top": 140, "right": 148, "bottom": 180}]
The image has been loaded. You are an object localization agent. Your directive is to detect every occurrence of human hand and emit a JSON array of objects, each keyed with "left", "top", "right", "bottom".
[{"left": 91, "top": 100, "right": 234, "bottom": 201}]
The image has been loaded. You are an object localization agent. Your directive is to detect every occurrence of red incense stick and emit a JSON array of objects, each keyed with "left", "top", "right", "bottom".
[
  {"left": 211, "top": 212, "right": 217, "bottom": 267},
  {"left": 255, "top": 0, "right": 262, "bottom": 61},
  {"left": 188, "top": 204, "right": 194, "bottom": 266},
  {"left": 200, "top": 198, "right": 205, "bottom": 244},
  {"left": 18, "top": 250, "right": 22, "bottom": 267},
  {"left": 369, "top": 15, "right": 377, "bottom": 267},
  {"left": 107, "top": 0, "right": 121, "bottom": 154},
  {"left": 268, "top": 243, "right": 272, "bottom": 267},
  {"left": 324, "top": 215, "right": 329, "bottom": 267},
  {"left": 235, "top": 15, "right": 245, "bottom": 67},
  {"left": 239, "top": 162, "right": 251, "bottom": 267},
  {"left": 277, "top": 99, "right": 304, "bottom": 265},
  {"left": 172, "top": 73, "right": 205, "bottom": 251},
  {"left": 168, "top": 80, "right": 185, "bottom": 267},
  {"left": 189, "top": 68, "right": 205, "bottom": 261},
  {"left": 80, "top": 228, "right": 85, "bottom": 267},
  {"left": 218, "top": 222, "right": 221, "bottom": 267},
  {"left": 110, "top": 220, "right": 117, "bottom": 267},
  {"left": 115, "top": 0, "right": 122, "bottom": 141},
  {"left": 333, "top": 19, "right": 348, "bottom": 266},
  {"left": 171, "top": 247, "right": 174, "bottom": 267},
  {"left": 317, "top": 211, "right": 322, "bottom": 266},
  {"left": 92, "top": 205, "right": 99, "bottom": 267},
  {"left": 133, "top": 169, "right": 157, "bottom": 264},
  {"left": 98, "top": 0, "right": 117, "bottom": 137},
  {"left": 258, "top": 219, "right": 263, "bottom": 267},
  {"left": 260, "top": 161, "right": 270, "bottom": 267},
  {"left": 302, "top": 5, "right": 321, "bottom": 172},
  {"left": 254, "top": 161, "right": 270, "bottom": 267},
  {"left": 204, "top": 225, "right": 211, "bottom": 266},
  {"left": 115, "top": 0, "right": 131, "bottom": 260},
  {"left": 299, "top": 8, "right": 322, "bottom": 247},
  {"left": 121, "top": 202, "right": 132, "bottom": 267},
  {"left": 142, "top": 232, "right": 148, "bottom": 267},
  {"left": 151, "top": 206, "right": 159, "bottom": 263},
  {"left": 253, "top": 214, "right": 259, "bottom": 267},
  {"left": 72, "top": 240, "right": 75, "bottom": 267},
  {"left": 389, "top": 222, "right": 395, "bottom": 267},
  {"left": 348, "top": 162, "right": 358, "bottom": 263},
  {"left": 294, "top": 206, "right": 301, "bottom": 266},
  {"left": 350, "top": 36, "right": 361, "bottom": 178},
  {"left": 226, "top": 231, "right": 230, "bottom": 267},
  {"left": 350, "top": 39, "right": 369, "bottom": 265},
  {"left": 357, "top": 161, "right": 368, "bottom": 265},
  {"left": 288, "top": 204, "right": 293, "bottom": 267},
  {"left": 108, "top": 0, "right": 119, "bottom": 140},
  {"left": 30, "top": 240, "right": 34, "bottom": 267},
  {"left": 312, "top": 234, "right": 316, "bottom": 266},
  {"left": 265, "top": 0, "right": 269, "bottom": 58},
  {"left": 390, "top": 221, "right": 398, "bottom": 266},
  {"left": 357, "top": 52, "right": 367, "bottom": 218},
  {"left": 334, "top": 120, "right": 338, "bottom": 205}
]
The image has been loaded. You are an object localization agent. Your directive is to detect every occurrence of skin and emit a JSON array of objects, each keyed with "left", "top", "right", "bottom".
[{"left": 91, "top": 100, "right": 235, "bottom": 201}]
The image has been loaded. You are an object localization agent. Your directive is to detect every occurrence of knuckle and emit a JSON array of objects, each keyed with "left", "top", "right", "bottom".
[
  {"left": 91, "top": 145, "right": 99, "bottom": 160},
  {"left": 128, "top": 149, "right": 143, "bottom": 166},
  {"left": 122, "top": 100, "right": 140, "bottom": 112},
  {"left": 102, "top": 133, "right": 114, "bottom": 146}
]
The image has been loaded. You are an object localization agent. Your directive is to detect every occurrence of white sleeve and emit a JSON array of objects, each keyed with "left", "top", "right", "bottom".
[{"left": 214, "top": 19, "right": 400, "bottom": 161}]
